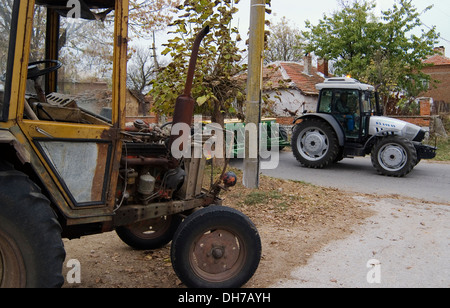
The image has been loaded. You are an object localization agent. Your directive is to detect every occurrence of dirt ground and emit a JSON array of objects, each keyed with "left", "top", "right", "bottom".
[{"left": 62, "top": 172, "right": 374, "bottom": 288}]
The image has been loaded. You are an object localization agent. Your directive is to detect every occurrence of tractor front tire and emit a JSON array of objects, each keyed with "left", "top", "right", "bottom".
[
  {"left": 292, "top": 118, "right": 340, "bottom": 169},
  {"left": 171, "top": 206, "right": 261, "bottom": 288},
  {"left": 0, "top": 170, "right": 65, "bottom": 288},
  {"left": 371, "top": 136, "right": 417, "bottom": 177}
]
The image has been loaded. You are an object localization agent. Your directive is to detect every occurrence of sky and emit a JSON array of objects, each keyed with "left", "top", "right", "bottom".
[
  {"left": 233, "top": 0, "right": 450, "bottom": 55},
  {"left": 150, "top": 0, "right": 450, "bottom": 64}
]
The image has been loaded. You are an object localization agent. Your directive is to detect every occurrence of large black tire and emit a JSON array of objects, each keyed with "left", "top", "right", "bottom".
[
  {"left": 371, "top": 136, "right": 417, "bottom": 177},
  {"left": 278, "top": 126, "right": 289, "bottom": 151},
  {"left": 116, "top": 215, "right": 183, "bottom": 250},
  {"left": 171, "top": 206, "right": 261, "bottom": 288},
  {"left": 292, "top": 118, "right": 340, "bottom": 169},
  {"left": 0, "top": 170, "right": 65, "bottom": 288}
]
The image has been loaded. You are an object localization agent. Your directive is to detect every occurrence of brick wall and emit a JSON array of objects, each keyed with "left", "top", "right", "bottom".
[
  {"left": 391, "top": 98, "right": 432, "bottom": 128},
  {"left": 275, "top": 117, "right": 295, "bottom": 125},
  {"left": 422, "top": 64, "right": 450, "bottom": 104},
  {"left": 391, "top": 116, "right": 431, "bottom": 127}
]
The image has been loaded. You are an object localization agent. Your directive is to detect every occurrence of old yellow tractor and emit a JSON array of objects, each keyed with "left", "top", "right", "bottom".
[{"left": 0, "top": 0, "right": 261, "bottom": 288}]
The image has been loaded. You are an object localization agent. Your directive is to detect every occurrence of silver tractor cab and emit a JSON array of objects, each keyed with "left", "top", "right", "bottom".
[{"left": 291, "top": 77, "right": 436, "bottom": 177}]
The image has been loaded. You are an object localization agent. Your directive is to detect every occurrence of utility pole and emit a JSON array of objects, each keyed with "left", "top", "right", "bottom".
[
  {"left": 151, "top": 30, "right": 160, "bottom": 71},
  {"left": 243, "top": 0, "right": 265, "bottom": 188},
  {"left": 151, "top": 30, "right": 165, "bottom": 124}
]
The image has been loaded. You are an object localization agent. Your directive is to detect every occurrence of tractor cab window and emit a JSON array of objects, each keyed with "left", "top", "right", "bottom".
[
  {"left": 24, "top": 1, "right": 115, "bottom": 124},
  {"left": 318, "top": 90, "right": 333, "bottom": 113},
  {"left": 362, "top": 91, "right": 377, "bottom": 114},
  {"left": 361, "top": 90, "right": 377, "bottom": 137},
  {"left": 0, "top": 0, "right": 16, "bottom": 121}
]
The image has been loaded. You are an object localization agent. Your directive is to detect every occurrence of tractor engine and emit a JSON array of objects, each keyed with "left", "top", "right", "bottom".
[{"left": 118, "top": 121, "right": 186, "bottom": 207}]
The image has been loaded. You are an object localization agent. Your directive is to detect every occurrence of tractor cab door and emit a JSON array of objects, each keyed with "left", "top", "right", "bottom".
[
  {"left": 319, "top": 89, "right": 362, "bottom": 141},
  {"left": 13, "top": 1, "right": 128, "bottom": 214},
  {"left": 361, "top": 90, "right": 379, "bottom": 139}
]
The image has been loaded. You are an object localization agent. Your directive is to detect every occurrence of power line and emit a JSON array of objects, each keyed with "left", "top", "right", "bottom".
[{"left": 420, "top": 22, "right": 450, "bottom": 44}]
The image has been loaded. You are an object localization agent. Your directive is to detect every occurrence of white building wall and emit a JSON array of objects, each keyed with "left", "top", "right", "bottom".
[{"left": 264, "top": 89, "right": 318, "bottom": 118}]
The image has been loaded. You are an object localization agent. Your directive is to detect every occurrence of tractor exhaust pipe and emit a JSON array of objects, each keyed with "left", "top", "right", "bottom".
[{"left": 169, "top": 26, "right": 210, "bottom": 149}]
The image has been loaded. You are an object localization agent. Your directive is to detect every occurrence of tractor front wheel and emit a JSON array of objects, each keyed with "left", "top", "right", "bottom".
[
  {"left": 371, "top": 136, "right": 417, "bottom": 177},
  {"left": 171, "top": 206, "right": 261, "bottom": 288}
]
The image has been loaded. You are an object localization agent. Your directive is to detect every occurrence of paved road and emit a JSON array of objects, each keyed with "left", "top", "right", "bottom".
[
  {"left": 232, "top": 151, "right": 450, "bottom": 204},
  {"left": 231, "top": 151, "right": 450, "bottom": 288},
  {"left": 274, "top": 196, "right": 450, "bottom": 288}
]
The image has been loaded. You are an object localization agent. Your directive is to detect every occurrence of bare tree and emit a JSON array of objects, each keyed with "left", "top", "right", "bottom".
[
  {"left": 265, "top": 17, "right": 304, "bottom": 63},
  {"left": 127, "top": 46, "right": 164, "bottom": 94}
]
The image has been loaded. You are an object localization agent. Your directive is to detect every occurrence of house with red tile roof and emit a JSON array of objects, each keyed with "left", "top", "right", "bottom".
[
  {"left": 261, "top": 56, "right": 328, "bottom": 123},
  {"left": 421, "top": 46, "right": 450, "bottom": 110}
]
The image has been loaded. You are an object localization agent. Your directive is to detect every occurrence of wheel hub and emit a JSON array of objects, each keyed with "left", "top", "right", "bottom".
[
  {"left": 379, "top": 144, "right": 407, "bottom": 171},
  {"left": 212, "top": 247, "right": 224, "bottom": 259},
  {"left": 304, "top": 133, "right": 325, "bottom": 154},
  {"left": 299, "top": 129, "right": 329, "bottom": 160},
  {"left": 193, "top": 230, "right": 241, "bottom": 276}
]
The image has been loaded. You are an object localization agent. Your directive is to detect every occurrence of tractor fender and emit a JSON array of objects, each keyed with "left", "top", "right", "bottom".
[
  {"left": 363, "top": 130, "right": 402, "bottom": 151},
  {"left": 0, "top": 130, "right": 31, "bottom": 165},
  {"left": 293, "top": 114, "right": 345, "bottom": 147}
]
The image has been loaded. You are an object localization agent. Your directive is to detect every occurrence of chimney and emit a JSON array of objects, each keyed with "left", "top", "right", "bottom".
[
  {"left": 317, "top": 58, "right": 329, "bottom": 77},
  {"left": 303, "top": 53, "right": 312, "bottom": 76},
  {"left": 434, "top": 46, "right": 445, "bottom": 56}
]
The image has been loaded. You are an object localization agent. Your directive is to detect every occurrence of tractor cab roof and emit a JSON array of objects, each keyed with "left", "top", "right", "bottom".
[
  {"left": 36, "top": 0, "right": 115, "bottom": 8},
  {"left": 316, "top": 77, "right": 375, "bottom": 92},
  {"left": 36, "top": 0, "right": 115, "bottom": 20}
]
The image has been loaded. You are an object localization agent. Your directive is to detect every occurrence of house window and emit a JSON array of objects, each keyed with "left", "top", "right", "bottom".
[{"left": 421, "top": 79, "right": 430, "bottom": 90}]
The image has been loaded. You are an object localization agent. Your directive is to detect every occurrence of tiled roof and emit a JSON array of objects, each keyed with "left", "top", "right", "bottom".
[
  {"left": 261, "top": 64, "right": 287, "bottom": 91},
  {"left": 260, "top": 62, "right": 325, "bottom": 96},
  {"left": 423, "top": 54, "right": 450, "bottom": 66},
  {"left": 278, "top": 62, "right": 325, "bottom": 95},
  {"left": 239, "top": 61, "right": 326, "bottom": 96}
]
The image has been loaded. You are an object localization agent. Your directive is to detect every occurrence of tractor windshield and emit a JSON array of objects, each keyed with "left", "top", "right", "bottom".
[{"left": 24, "top": 1, "right": 116, "bottom": 123}]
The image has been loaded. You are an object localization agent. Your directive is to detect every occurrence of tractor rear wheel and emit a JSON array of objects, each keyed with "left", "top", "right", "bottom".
[
  {"left": 292, "top": 118, "right": 340, "bottom": 169},
  {"left": 0, "top": 170, "right": 65, "bottom": 288},
  {"left": 116, "top": 215, "right": 183, "bottom": 250},
  {"left": 371, "top": 136, "right": 417, "bottom": 177},
  {"left": 171, "top": 206, "right": 261, "bottom": 288}
]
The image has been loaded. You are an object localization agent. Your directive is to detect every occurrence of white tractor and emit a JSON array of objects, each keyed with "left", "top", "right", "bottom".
[{"left": 291, "top": 77, "right": 437, "bottom": 177}]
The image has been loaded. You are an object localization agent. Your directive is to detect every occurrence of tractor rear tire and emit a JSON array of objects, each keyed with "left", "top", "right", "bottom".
[
  {"left": 116, "top": 215, "right": 183, "bottom": 250},
  {"left": 292, "top": 118, "right": 340, "bottom": 169},
  {"left": 0, "top": 170, "right": 65, "bottom": 288},
  {"left": 371, "top": 136, "right": 417, "bottom": 177},
  {"left": 171, "top": 206, "right": 261, "bottom": 288}
]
